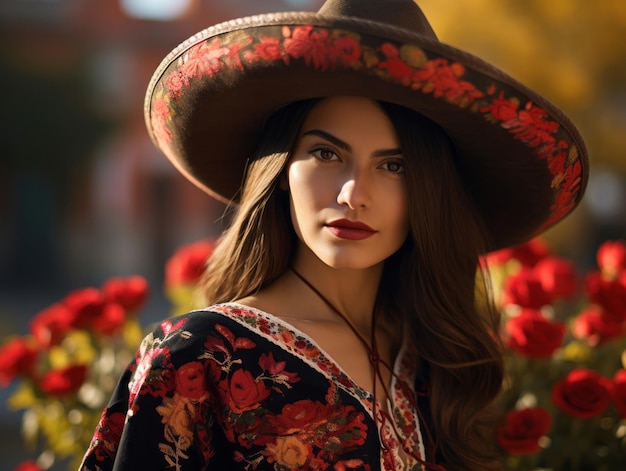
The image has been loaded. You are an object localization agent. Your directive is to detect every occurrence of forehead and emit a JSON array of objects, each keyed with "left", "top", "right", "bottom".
[{"left": 300, "top": 96, "right": 399, "bottom": 144}]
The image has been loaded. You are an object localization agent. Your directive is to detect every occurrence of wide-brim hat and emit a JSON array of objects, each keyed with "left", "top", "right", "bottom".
[{"left": 144, "top": 0, "right": 588, "bottom": 251}]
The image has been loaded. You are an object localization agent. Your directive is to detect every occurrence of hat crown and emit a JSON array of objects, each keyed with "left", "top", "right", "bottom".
[{"left": 317, "top": 0, "right": 437, "bottom": 39}]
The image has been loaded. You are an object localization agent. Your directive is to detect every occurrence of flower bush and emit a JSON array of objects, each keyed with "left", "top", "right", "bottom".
[
  {"left": 0, "top": 276, "right": 149, "bottom": 471},
  {"left": 489, "top": 238, "right": 626, "bottom": 470},
  {"left": 1, "top": 237, "right": 625, "bottom": 470}
]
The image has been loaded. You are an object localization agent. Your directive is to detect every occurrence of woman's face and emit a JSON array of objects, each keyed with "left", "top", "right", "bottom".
[{"left": 287, "top": 96, "right": 409, "bottom": 270}]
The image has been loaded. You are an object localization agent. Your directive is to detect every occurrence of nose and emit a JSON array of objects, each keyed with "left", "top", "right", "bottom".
[{"left": 336, "top": 168, "right": 370, "bottom": 209}]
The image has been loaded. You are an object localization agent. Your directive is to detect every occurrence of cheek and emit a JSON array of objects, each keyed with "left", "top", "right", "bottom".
[
  {"left": 287, "top": 162, "right": 332, "bottom": 210},
  {"left": 387, "top": 186, "right": 409, "bottom": 235},
  {"left": 286, "top": 163, "right": 316, "bottom": 236}
]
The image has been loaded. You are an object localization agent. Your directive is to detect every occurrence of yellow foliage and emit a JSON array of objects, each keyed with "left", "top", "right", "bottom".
[
  {"left": 560, "top": 340, "right": 595, "bottom": 364},
  {"left": 8, "top": 382, "right": 38, "bottom": 410},
  {"left": 419, "top": 0, "right": 626, "bottom": 171},
  {"left": 39, "top": 401, "right": 82, "bottom": 458},
  {"left": 166, "top": 285, "right": 200, "bottom": 317},
  {"left": 123, "top": 319, "right": 145, "bottom": 349}
]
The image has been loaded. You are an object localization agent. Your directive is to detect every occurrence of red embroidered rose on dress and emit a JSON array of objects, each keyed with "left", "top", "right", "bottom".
[
  {"left": 91, "top": 410, "right": 125, "bottom": 462},
  {"left": 175, "top": 361, "right": 207, "bottom": 400}
]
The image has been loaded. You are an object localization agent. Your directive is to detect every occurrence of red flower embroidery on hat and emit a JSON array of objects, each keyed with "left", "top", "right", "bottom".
[
  {"left": 284, "top": 26, "right": 331, "bottom": 70},
  {"left": 150, "top": 98, "right": 173, "bottom": 148},
  {"left": 413, "top": 58, "right": 483, "bottom": 105},
  {"left": 150, "top": 23, "right": 584, "bottom": 235},
  {"left": 164, "top": 70, "right": 189, "bottom": 98},
  {"left": 251, "top": 36, "right": 287, "bottom": 62},
  {"left": 508, "top": 103, "right": 559, "bottom": 148},
  {"left": 331, "top": 34, "right": 361, "bottom": 63},
  {"left": 483, "top": 94, "right": 520, "bottom": 122},
  {"left": 180, "top": 38, "right": 231, "bottom": 79},
  {"left": 549, "top": 152, "right": 567, "bottom": 176},
  {"left": 379, "top": 43, "right": 414, "bottom": 83}
]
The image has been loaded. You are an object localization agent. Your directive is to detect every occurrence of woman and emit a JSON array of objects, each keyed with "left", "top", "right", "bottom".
[{"left": 80, "top": 0, "right": 588, "bottom": 470}]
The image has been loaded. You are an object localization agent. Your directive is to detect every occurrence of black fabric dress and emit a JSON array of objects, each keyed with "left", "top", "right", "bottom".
[{"left": 79, "top": 303, "right": 436, "bottom": 470}]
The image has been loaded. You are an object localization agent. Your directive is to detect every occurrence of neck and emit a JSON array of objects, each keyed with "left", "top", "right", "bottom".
[{"left": 290, "top": 245, "right": 383, "bottom": 333}]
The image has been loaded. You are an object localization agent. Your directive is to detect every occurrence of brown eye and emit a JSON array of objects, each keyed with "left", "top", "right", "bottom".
[
  {"left": 311, "top": 147, "right": 339, "bottom": 161},
  {"left": 381, "top": 159, "right": 405, "bottom": 174}
]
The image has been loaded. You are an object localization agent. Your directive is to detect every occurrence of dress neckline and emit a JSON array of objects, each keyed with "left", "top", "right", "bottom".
[
  {"left": 207, "top": 302, "right": 428, "bottom": 470},
  {"left": 220, "top": 301, "right": 412, "bottom": 408}
]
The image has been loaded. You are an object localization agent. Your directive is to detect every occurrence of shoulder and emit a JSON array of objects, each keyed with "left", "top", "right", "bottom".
[
  {"left": 139, "top": 304, "right": 267, "bottom": 360},
  {"left": 127, "top": 305, "right": 263, "bottom": 399}
]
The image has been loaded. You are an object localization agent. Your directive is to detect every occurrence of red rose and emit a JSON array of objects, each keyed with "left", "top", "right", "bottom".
[
  {"left": 62, "top": 287, "right": 107, "bottom": 329},
  {"left": 571, "top": 306, "right": 625, "bottom": 346},
  {"left": 63, "top": 286, "right": 130, "bottom": 335},
  {"left": 503, "top": 268, "right": 553, "bottom": 309},
  {"left": 38, "top": 364, "right": 88, "bottom": 396},
  {"left": 165, "top": 240, "right": 215, "bottom": 287},
  {"left": 612, "top": 369, "right": 626, "bottom": 418},
  {"left": 175, "top": 361, "right": 207, "bottom": 400},
  {"left": 597, "top": 240, "right": 626, "bottom": 278},
  {"left": 534, "top": 256, "right": 577, "bottom": 299},
  {"left": 505, "top": 309, "right": 566, "bottom": 358},
  {"left": 551, "top": 368, "right": 611, "bottom": 418},
  {"left": 497, "top": 407, "right": 552, "bottom": 454},
  {"left": 514, "top": 238, "right": 551, "bottom": 266},
  {"left": 584, "top": 270, "right": 626, "bottom": 318},
  {"left": 225, "top": 368, "right": 270, "bottom": 412},
  {"left": 30, "top": 302, "right": 76, "bottom": 348},
  {"left": 0, "top": 337, "right": 38, "bottom": 385},
  {"left": 90, "top": 302, "right": 126, "bottom": 335},
  {"left": 102, "top": 275, "right": 148, "bottom": 314},
  {"left": 15, "top": 461, "right": 43, "bottom": 471}
]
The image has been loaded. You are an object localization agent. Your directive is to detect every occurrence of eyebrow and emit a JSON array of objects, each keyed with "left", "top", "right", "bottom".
[{"left": 301, "top": 129, "right": 402, "bottom": 157}]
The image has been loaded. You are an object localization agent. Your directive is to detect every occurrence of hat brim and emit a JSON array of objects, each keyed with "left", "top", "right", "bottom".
[{"left": 145, "top": 13, "right": 588, "bottom": 250}]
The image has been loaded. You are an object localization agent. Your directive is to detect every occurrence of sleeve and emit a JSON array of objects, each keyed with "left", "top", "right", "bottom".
[{"left": 79, "top": 316, "right": 220, "bottom": 471}]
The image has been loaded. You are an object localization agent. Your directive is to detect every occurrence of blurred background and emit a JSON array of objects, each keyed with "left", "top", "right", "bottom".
[{"left": 0, "top": 0, "right": 624, "bottom": 468}]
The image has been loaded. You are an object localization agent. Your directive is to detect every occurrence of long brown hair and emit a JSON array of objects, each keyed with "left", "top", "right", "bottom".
[
  {"left": 200, "top": 98, "right": 504, "bottom": 470},
  {"left": 379, "top": 102, "right": 504, "bottom": 470},
  {"left": 200, "top": 99, "right": 318, "bottom": 303}
]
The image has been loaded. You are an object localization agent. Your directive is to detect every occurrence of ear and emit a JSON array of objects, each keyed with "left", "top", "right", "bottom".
[{"left": 279, "top": 171, "right": 289, "bottom": 190}]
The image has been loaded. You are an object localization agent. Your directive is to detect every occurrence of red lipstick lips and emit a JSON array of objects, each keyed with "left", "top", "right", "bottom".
[{"left": 325, "top": 219, "right": 377, "bottom": 240}]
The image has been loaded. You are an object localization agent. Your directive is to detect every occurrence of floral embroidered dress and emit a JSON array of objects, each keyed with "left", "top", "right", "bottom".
[{"left": 80, "top": 303, "right": 436, "bottom": 470}]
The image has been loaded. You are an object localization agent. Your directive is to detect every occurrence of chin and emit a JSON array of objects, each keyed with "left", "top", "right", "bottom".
[{"left": 316, "top": 251, "right": 385, "bottom": 271}]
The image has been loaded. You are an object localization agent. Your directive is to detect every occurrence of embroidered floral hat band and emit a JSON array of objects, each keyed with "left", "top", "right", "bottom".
[{"left": 144, "top": 0, "right": 589, "bottom": 251}]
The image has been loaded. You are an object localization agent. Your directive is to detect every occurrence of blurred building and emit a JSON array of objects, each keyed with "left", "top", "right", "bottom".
[
  {"left": 0, "top": 0, "right": 321, "bottom": 292},
  {"left": 0, "top": 1, "right": 322, "bottom": 469}
]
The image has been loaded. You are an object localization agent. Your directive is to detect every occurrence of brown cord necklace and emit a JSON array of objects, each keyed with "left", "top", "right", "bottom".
[{"left": 290, "top": 267, "right": 445, "bottom": 471}]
